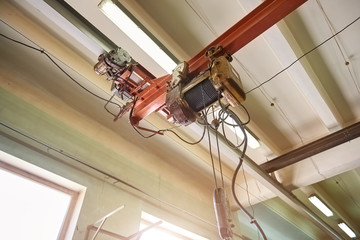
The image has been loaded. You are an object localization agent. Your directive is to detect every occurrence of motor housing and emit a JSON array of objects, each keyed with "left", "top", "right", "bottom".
[{"left": 166, "top": 54, "right": 245, "bottom": 125}]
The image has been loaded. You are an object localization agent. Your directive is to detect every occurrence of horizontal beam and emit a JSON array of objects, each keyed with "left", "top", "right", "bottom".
[
  {"left": 187, "top": 0, "right": 307, "bottom": 78},
  {"left": 131, "top": 0, "right": 307, "bottom": 122},
  {"left": 131, "top": 74, "right": 171, "bottom": 123},
  {"left": 260, "top": 121, "right": 360, "bottom": 173}
]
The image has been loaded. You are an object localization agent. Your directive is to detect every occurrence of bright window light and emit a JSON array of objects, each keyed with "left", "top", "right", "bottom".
[
  {"left": 98, "top": 0, "right": 177, "bottom": 74},
  {"left": 0, "top": 168, "right": 72, "bottom": 240},
  {"left": 308, "top": 195, "right": 333, "bottom": 217},
  {"left": 140, "top": 212, "right": 208, "bottom": 240},
  {"left": 338, "top": 222, "right": 356, "bottom": 238}
]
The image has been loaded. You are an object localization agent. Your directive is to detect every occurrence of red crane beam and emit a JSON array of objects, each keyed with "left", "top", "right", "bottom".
[
  {"left": 130, "top": 0, "right": 307, "bottom": 125},
  {"left": 188, "top": 0, "right": 307, "bottom": 77}
]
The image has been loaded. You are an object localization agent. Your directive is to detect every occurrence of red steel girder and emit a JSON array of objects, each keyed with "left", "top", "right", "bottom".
[
  {"left": 188, "top": 0, "right": 307, "bottom": 77},
  {"left": 131, "top": 74, "right": 171, "bottom": 125},
  {"left": 130, "top": 0, "right": 307, "bottom": 123}
]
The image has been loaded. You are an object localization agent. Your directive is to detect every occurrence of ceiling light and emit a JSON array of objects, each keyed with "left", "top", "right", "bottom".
[
  {"left": 98, "top": 0, "right": 177, "bottom": 74},
  {"left": 338, "top": 222, "right": 356, "bottom": 238},
  {"left": 231, "top": 127, "right": 260, "bottom": 149},
  {"left": 308, "top": 195, "right": 333, "bottom": 217},
  {"left": 226, "top": 117, "right": 260, "bottom": 149},
  {"left": 214, "top": 109, "right": 260, "bottom": 149}
]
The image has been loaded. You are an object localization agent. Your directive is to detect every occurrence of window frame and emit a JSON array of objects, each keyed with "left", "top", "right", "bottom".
[
  {"left": 139, "top": 211, "right": 209, "bottom": 240},
  {"left": 0, "top": 150, "right": 86, "bottom": 240}
]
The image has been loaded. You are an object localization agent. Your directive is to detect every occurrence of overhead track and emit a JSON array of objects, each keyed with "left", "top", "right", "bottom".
[
  {"left": 261, "top": 121, "right": 360, "bottom": 173},
  {"left": 129, "top": 0, "right": 308, "bottom": 124}
]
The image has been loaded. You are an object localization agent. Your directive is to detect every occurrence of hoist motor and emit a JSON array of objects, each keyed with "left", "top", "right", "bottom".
[
  {"left": 166, "top": 46, "right": 246, "bottom": 125},
  {"left": 94, "top": 46, "right": 246, "bottom": 126}
]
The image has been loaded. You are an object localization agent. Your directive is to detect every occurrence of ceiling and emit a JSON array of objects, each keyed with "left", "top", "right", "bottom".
[{"left": 0, "top": 0, "right": 360, "bottom": 239}]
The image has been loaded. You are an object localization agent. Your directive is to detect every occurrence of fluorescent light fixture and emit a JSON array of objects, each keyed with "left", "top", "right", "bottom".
[
  {"left": 213, "top": 108, "right": 260, "bottom": 149},
  {"left": 308, "top": 195, "right": 333, "bottom": 217},
  {"left": 98, "top": 0, "right": 177, "bottom": 74},
  {"left": 338, "top": 222, "right": 356, "bottom": 238},
  {"left": 230, "top": 127, "right": 260, "bottom": 149},
  {"left": 223, "top": 114, "right": 260, "bottom": 149},
  {"left": 25, "top": 0, "right": 104, "bottom": 57}
]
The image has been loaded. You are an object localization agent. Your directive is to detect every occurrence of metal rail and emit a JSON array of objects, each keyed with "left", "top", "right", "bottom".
[
  {"left": 261, "top": 121, "right": 360, "bottom": 173},
  {"left": 130, "top": 0, "right": 308, "bottom": 123},
  {"left": 205, "top": 124, "right": 344, "bottom": 240}
]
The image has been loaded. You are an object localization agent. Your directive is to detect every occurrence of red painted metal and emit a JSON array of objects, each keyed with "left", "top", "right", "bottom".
[
  {"left": 128, "top": 0, "right": 307, "bottom": 123},
  {"left": 187, "top": 0, "right": 307, "bottom": 78},
  {"left": 130, "top": 74, "right": 171, "bottom": 124}
]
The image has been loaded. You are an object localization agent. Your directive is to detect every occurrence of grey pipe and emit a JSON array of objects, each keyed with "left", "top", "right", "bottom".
[{"left": 204, "top": 123, "right": 344, "bottom": 240}]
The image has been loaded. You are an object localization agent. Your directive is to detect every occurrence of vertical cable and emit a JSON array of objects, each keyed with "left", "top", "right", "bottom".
[
  {"left": 215, "top": 129, "right": 225, "bottom": 188},
  {"left": 207, "top": 125, "right": 218, "bottom": 188},
  {"left": 222, "top": 107, "right": 268, "bottom": 240}
]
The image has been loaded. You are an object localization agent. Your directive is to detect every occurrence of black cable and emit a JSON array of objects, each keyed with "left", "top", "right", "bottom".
[
  {"left": 220, "top": 105, "right": 268, "bottom": 240},
  {"left": 217, "top": 91, "right": 250, "bottom": 127},
  {"left": 215, "top": 129, "right": 225, "bottom": 188},
  {"left": 231, "top": 156, "right": 267, "bottom": 240},
  {"left": 246, "top": 16, "right": 360, "bottom": 94},
  {"left": 165, "top": 126, "right": 206, "bottom": 145},
  {"left": 206, "top": 125, "right": 219, "bottom": 189},
  {"left": 129, "top": 97, "right": 207, "bottom": 144},
  {"left": 218, "top": 104, "right": 250, "bottom": 127},
  {"left": 0, "top": 33, "right": 123, "bottom": 110},
  {"left": 238, "top": 103, "right": 250, "bottom": 125},
  {"left": 0, "top": 121, "right": 215, "bottom": 227},
  {"left": 103, "top": 94, "right": 120, "bottom": 118},
  {"left": 219, "top": 109, "right": 246, "bottom": 149},
  {"left": 1, "top": 23, "right": 181, "bottom": 140},
  {"left": 128, "top": 97, "right": 161, "bottom": 138}
]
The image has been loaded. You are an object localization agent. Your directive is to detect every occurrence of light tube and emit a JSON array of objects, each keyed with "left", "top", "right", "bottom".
[
  {"left": 98, "top": 0, "right": 177, "bottom": 74},
  {"left": 338, "top": 222, "right": 356, "bottom": 238},
  {"left": 308, "top": 195, "right": 333, "bottom": 217},
  {"left": 214, "top": 109, "right": 260, "bottom": 149},
  {"left": 230, "top": 127, "right": 260, "bottom": 149}
]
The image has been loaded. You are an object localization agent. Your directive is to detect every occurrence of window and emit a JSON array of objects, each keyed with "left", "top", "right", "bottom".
[
  {"left": 139, "top": 212, "right": 208, "bottom": 240},
  {"left": 0, "top": 151, "right": 85, "bottom": 240}
]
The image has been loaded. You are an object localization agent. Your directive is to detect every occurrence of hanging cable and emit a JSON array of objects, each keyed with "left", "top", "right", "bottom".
[
  {"left": 103, "top": 94, "right": 122, "bottom": 118},
  {"left": 215, "top": 129, "right": 225, "bottom": 188},
  {"left": 165, "top": 126, "right": 206, "bottom": 145},
  {"left": 246, "top": 16, "right": 360, "bottom": 94},
  {"left": 219, "top": 104, "right": 268, "bottom": 240},
  {"left": 220, "top": 110, "right": 246, "bottom": 149},
  {"left": 128, "top": 96, "right": 208, "bottom": 145},
  {"left": 128, "top": 97, "right": 163, "bottom": 138},
  {"left": 206, "top": 124, "right": 219, "bottom": 188},
  {"left": 1, "top": 20, "right": 207, "bottom": 145},
  {"left": 238, "top": 103, "right": 251, "bottom": 126},
  {"left": 242, "top": 164, "right": 255, "bottom": 217},
  {"left": 0, "top": 33, "right": 123, "bottom": 111},
  {"left": 210, "top": 99, "right": 225, "bottom": 188},
  {"left": 0, "top": 121, "right": 216, "bottom": 228}
]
